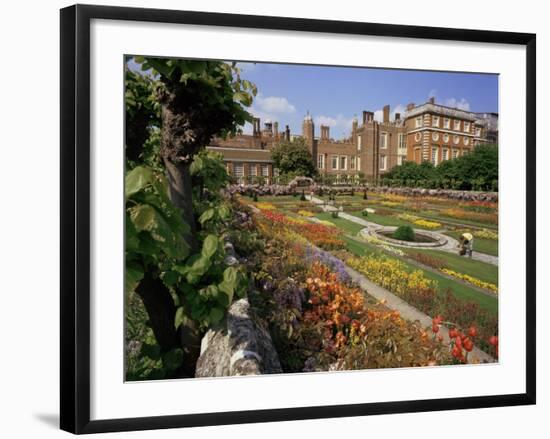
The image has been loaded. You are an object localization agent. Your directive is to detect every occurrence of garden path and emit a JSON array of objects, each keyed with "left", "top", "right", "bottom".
[
  {"left": 307, "top": 195, "right": 498, "bottom": 266},
  {"left": 312, "top": 245, "right": 495, "bottom": 364}
]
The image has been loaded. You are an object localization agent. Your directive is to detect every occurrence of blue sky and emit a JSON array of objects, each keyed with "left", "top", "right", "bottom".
[
  {"left": 237, "top": 62, "right": 498, "bottom": 138},
  {"left": 127, "top": 57, "right": 498, "bottom": 139}
]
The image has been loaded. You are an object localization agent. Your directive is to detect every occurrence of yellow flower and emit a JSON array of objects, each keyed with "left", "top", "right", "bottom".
[{"left": 440, "top": 268, "right": 498, "bottom": 294}]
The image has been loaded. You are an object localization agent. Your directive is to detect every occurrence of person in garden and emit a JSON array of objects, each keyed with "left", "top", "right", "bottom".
[{"left": 460, "top": 232, "right": 474, "bottom": 257}]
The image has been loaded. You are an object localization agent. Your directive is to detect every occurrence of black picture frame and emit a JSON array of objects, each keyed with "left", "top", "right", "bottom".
[{"left": 60, "top": 4, "right": 536, "bottom": 434}]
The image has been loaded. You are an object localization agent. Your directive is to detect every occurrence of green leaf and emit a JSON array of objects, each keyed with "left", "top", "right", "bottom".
[
  {"left": 201, "top": 235, "right": 219, "bottom": 260},
  {"left": 174, "top": 307, "right": 185, "bottom": 329},
  {"left": 209, "top": 307, "right": 225, "bottom": 324},
  {"left": 130, "top": 204, "right": 157, "bottom": 232},
  {"left": 199, "top": 208, "right": 215, "bottom": 225},
  {"left": 161, "top": 270, "right": 179, "bottom": 287},
  {"left": 162, "top": 348, "right": 183, "bottom": 372},
  {"left": 125, "top": 261, "right": 144, "bottom": 296},
  {"left": 125, "top": 166, "right": 153, "bottom": 197},
  {"left": 141, "top": 343, "right": 161, "bottom": 361}
]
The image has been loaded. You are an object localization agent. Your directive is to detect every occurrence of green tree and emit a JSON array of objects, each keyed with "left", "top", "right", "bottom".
[
  {"left": 125, "top": 57, "right": 256, "bottom": 376},
  {"left": 271, "top": 137, "right": 317, "bottom": 177}
]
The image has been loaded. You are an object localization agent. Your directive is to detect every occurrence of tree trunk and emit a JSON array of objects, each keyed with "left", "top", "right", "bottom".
[
  {"left": 135, "top": 271, "right": 199, "bottom": 377},
  {"left": 163, "top": 158, "right": 198, "bottom": 252},
  {"left": 136, "top": 271, "right": 180, "bottom": 352}
]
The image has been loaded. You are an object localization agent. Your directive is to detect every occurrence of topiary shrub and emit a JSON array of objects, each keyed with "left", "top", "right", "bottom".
[
  {"left": 331, "top": 211, "right": 339, "bottom": 219},
  {"left": 300, "top": 190, "right": 306, "bottom": 201},
  {"left": 392, "top": 225, "right": 415, "bottom": 242},
  {"left": 252, "top": 192, "right": 258, "bottom": 202}
]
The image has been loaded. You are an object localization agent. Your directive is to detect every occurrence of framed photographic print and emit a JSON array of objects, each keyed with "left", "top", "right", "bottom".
[{"left": 60, "top": 4, "right": 536, "bottom": 434}]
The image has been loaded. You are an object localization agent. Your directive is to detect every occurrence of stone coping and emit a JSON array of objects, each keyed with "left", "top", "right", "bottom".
[{"left": 370, "top": 226, "right": 449, "bottom": 248}]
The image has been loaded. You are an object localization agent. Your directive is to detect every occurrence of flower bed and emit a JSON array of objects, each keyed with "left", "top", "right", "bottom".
[
  {"left": 440, "top": 268, "right": 498, "bottom": 294},
  {"left": 345, "top": 253, "right": 498, "bottom": 353},
  {"left": 260, "top": 209, "right": 346, "bottom": 251},
  {"left": 397, "top": 213, "right": 441, "bottom": 229},
  {"left": 347, "top": 255, "right": 438, "bottom": 315},
  {"left": 440, "top": 208, "right": 498, "bottom": 225}
]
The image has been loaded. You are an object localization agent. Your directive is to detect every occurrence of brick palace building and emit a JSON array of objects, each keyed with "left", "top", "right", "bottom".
[{"left": 206, "top": 97, "right": 495, "bottom": 183}]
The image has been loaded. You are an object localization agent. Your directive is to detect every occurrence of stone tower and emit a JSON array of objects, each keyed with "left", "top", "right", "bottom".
[{"left": 302, "top": 111, "right": 317, "bottom": 166}]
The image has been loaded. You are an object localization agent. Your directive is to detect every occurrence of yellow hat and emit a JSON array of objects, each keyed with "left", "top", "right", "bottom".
[{"left": 462, "top": 232, "right": 474, "bottom": 241}]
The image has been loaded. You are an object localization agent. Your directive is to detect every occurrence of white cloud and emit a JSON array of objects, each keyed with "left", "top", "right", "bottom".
[
  {"left": 373, "top": 104, "right": 407, "bottom": 122},
  {"left": 254, "top": 93, "right": 296, "bottom": 114},
  {"left": 444, "top": 97, "right": 471, "bottom": 111},
  {"left": 314, "top": 114, "right": 355, "bottom": 137}
]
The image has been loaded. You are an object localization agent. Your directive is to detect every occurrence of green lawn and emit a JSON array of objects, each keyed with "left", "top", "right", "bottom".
[
  {"left": 444, "top": 231, "right": 499, "bottom": 256},
  {"left": 404, "top": 248, "right": 498, "bottom": 286},
  {"left": 315, "top": 212, "right": 365, "bottom": 235}
]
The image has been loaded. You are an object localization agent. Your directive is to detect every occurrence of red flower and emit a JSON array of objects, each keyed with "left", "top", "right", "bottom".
[
  {"left": 455, "top": 336, "right": 462, "bottom": 349},
  {"left": 449, "top": 328, "right": 458, "bottom": 338},
  {"left": 468, "top": 326, "right": 478, "bottom": 338},
  {"left": 432, "top": 315, "right": 443, "bottom": 326},
  {"left": 463, "top": 337, "right": 474, "bottom": 352},
  {"left": 432, "top": 324, "right": 440, "bottom": 334},
  {"left": 489, "top": 335, "right": 499, "bottom": 346}
]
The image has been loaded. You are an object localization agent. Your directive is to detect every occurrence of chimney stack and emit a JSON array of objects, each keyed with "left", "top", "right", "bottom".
[
  {"left": 428, "top": 97, "right": 435, "bottom": 104},
  {"left": 407, "top": 103, "right": 415, "bottom": 111},
  {"left": 320, "top": 125, "right": 330, "bottom": 140},
  {"left": 252, "top": 117, "right": 260, "bottom": 137},
  {"left": 362, "top": 111, "right": 368, "bottom": 125},
  {"left": 395, "top": 113, "right": 401, "bottom": 121},
  {"left": 383, "top": 105, "right": 390, "bottom": 124},
  {"left": 273, "top": 121, "right": 279, "bottom": 138},
  {"left": 284, "top": 125, "right": 290, "bottom": 141}
]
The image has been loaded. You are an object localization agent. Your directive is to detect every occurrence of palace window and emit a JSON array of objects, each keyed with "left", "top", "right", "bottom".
[
  {"left": 339, "top": 155, "right": 348, "bottom": 170},
  {"left": 397, "top": 155, "right": 406, "bottom": 165},
  {"left": 261, "top": 165, "right": 269, "bottom": 177},
  {"left": 379, "top": 154, "right": 387, "bottom": 171},
  {"left": 431, "top": 146, "right": 438, "bottom": 165},
  {"left": 444, "top": 118, "right": 451, "bottom": 129},
  {"left": 442, "top": 148, "right": 449, "bottom": 161},
  {"left": 234, "top": 163, "right": 244, "bottom": 176},
  {"left": 475, "top": 127, "right": 482, "bottom": 137},
  {"left": 350, "top": 155, "right": 356, "bottom": 170},
  {"left": 452, "top": 149, "right": 458, "bottom": 159},
  {"left": 248, "top": 164, "right": 257, "bottom": 176},
  {"left": 379, "top": 132, "right": 388, "bottom": 149},
  {"left": 331, "top": 155, "right": 338, "bottom": 170},
  {"left": 357, "top": 157, "right": 361, "bottom": 171},
  {"left": 398, "top": 133, "right": 407, "bottom": 151},
  {"left": 464, "top": 121, "right": 471, "bottom": 132},
  {"left": 317, "top": 154, "right": 325, "bottom": 169},
  {"left": 464, "top": 137, "right": 470, "bottom": 146},
  {"left": 415, "top": 116, "right": 423, "bottom": 128},
  {"left": 454, "top": 120, "right": 461, "bottom": 131},
  {"left": 357, "top": 135, "right": 362, "bottom": 151},
  {"left": 432, "top": 115, "right": 440, "bottom": 127}
]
